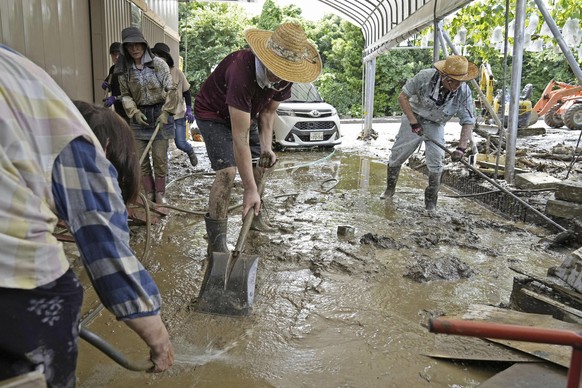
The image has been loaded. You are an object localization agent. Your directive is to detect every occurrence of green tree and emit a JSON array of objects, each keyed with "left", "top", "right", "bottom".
[{"left": 179, "top": 2, "right": 249, "bottom": 93}]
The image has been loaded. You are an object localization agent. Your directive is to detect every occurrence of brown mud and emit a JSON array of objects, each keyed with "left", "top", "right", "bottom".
[{"left": 71, "top": 120, "right": 579, "bottom": 387}]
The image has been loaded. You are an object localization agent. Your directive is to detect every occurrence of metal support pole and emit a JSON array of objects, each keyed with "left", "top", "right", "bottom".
[
  {"left": 534, "top": 0, "right": 582, "bottom": 85},
  {"left": 504, "top": 0, "right": 527, "bottom": 184},
  {"left": 362, "top": 58, "right": 376, "bottom": 139},
  {"left": 436, "top": 22, "right": 449, "bottom": 58},
  {"left": 433, "top": 19, "right": 440, "bottom": 62}
]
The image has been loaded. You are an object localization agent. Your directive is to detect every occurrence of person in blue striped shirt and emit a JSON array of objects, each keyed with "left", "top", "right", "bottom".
[{"left": 0, "top": 46, "right": 174, "bottom": 387}]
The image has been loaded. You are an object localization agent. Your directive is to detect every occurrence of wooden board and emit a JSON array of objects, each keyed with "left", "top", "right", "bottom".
[
  {"left": 443, "top": 304, "right": 582, "bottom": 368},
  {"left": 478, "top": 362, "right": 566, "bottom": 388}
]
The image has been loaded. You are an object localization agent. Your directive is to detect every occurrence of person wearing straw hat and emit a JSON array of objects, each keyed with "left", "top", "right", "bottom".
[
  {"left": 380, "top": 54, "right": 478, "bottom": 213},
  {"left": 194, "top": 22, "right": 321, "bottom": 254}
]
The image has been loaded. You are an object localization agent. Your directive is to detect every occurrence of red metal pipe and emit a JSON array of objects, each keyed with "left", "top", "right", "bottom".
[{"left": 429, "top": 318, "right": 582, "bottom": 388}]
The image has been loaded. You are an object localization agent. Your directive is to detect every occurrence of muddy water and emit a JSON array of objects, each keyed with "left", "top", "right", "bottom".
[{"left": 75, "top": 126, "right": 569, "bottom": 387}]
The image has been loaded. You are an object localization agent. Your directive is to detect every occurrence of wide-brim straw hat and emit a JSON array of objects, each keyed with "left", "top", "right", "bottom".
[
  {"left": 244, "top": 22, "right": 322, "bottom": 83},
  {"left": 434, "top": 55, "right": 478, "bottom": 81}
]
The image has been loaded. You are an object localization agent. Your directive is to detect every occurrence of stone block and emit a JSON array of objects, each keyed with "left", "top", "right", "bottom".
[
  {"left": 554, "top": 248, "right": 582, "bottom": 292},
  {"left": 514, "top": 172, "right": 561, "bottom": 190},
  {"left": 555, "top": 180, "right": 582, "bottom": 204},
  {"left": 546, "top": 199, "right": 582, "bottom": 219}
]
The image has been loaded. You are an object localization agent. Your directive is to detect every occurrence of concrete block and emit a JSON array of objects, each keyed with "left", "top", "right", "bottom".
[
  {"left": 554, "top": 248, "right": 582, "bottom": 292},
  {"left": 546, "top": 199, "right": 582, "bottom": 219},
  {"left": 514, "top": 172, "right": 561, "bottom": 190},
  {"left": 555, "top": 180, "right": 582, "bottom": 204}
]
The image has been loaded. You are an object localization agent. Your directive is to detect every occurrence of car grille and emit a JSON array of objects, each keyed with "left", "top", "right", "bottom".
[
  {"left": 295, "top": 121, "right": 336, "bottom": 130},
  {"left": 294, "top": 110, "right": 335, "bottom": 118}
]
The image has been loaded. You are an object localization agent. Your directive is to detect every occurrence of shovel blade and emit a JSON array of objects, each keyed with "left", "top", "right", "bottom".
[{"left": 197, "top": 251, "right": 259, "bottom": 316}]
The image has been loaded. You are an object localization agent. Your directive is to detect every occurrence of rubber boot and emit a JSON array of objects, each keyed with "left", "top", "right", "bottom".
[
  {"left": 380, "top": 165, "right": 401, "bottom": 199},
  {"left": 204, "top": 213, "right": 229, "bottom": 256},
  {"left": 154, "top": 177, "right": 169, "bottom": 215},
  {"left": 188, "top": 151, "right": 198, "bottom": 167},
  {"left": 424, "top": 172, "right": 442, "bottom": 213},
  {"left": 250, "top": 211, "right": 278, "bottom": 233},
  {"left": 142, "top": 175, "right": 155, "bottom": 202}
]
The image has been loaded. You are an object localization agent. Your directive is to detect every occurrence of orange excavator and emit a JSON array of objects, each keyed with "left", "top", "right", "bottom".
[{"left": 531, "top": 80, "right": 582, "bottom": 130}]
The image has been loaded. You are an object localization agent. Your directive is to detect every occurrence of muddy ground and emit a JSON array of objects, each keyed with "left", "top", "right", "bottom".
[{"left": 72, "top": 119, "right": 580, "bottom": 387}]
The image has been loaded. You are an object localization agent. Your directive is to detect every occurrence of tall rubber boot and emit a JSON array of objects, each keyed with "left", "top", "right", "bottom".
[
  {"left": 154, "top": 177, "right": 167, "bottom": 203},
  {"left": 142, "top": 175, "right": 155, "bottom": 202},
  {"left": 250, "top": 211, "right": 278, "bottom": 233},
  {"left": 424, "top": 172, "right": 442, "bottom": 213},
  {"left": 380, "top": 165, "right": 401, "bottom": 199},
  {"left": 204, "top": 213, "right": 229, "bottom": 256}
]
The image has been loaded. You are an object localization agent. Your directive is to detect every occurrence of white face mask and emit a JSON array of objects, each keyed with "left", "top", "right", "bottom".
[{"left": 255, "top": 58, "right": 285, "bottom": 90}]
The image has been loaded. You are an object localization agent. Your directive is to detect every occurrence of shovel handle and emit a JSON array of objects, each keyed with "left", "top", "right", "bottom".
[
  {"left": 425, "top": 136, "right": 568, "bottom": 233},
  {"left": 233, "top": 175, "right": 268, "bottom": 253},
  {"left": 79, "top": 326, "right": 154, "bottom": 372}
]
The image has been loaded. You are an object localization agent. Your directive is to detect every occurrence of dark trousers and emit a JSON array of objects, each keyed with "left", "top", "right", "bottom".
[{"left": 0, "top": 269, "right": 83, "bottom": 388}]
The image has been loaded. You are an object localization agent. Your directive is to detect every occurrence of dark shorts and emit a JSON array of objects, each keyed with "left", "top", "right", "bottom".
[
  {"left": 0, "top": 269, "right": 83, "bottom": 388},
  {"left": 196, "top": 119, "right": 260, "bottom": 171}
]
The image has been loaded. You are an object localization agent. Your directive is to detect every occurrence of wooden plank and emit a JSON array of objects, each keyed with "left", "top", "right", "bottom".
[
  {"left": 478, "top": 363, "right": 566, "bottom": 388},
  {"left": 424, "top": 334, "right": 541, "bottom": 363},
  {"left": 444, "top": 304, "right": 582, "bottom": 368},
  {"left": 0, "top": 371, "right": 47, "bottom": 388}
]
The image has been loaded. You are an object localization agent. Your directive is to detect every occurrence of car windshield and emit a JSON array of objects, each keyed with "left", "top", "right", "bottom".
[{"left": 288, "top": 83, "right": 323, "bottom": 103}]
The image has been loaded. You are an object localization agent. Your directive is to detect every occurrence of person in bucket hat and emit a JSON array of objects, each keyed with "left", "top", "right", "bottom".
[
  {"left": 117, "top": 27, "right": 179, "bottom": 215},
  {"left": 100, "top": 42, "right": 129, "bottom": 122},
  {"left": 194, "top": 22, "right": 321, "bottom": 257},
  {"left": 152, "top": 42, "right": 198, "bottom": 167},
  {"left": 380, "top": 54, "right": 478, "bottom": 213}
]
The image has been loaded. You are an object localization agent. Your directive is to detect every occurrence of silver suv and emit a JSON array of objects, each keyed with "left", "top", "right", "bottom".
[{"left": 273, "top": 83, "right": 341, "bottom": 149}]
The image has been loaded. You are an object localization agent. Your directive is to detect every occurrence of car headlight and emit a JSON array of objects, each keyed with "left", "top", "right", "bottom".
[
  {"left": 276, "top": 109, "right": 294, "bottom": 116},
  {"left": 331, "top": 107, "right": 337, "bottom": 116}
]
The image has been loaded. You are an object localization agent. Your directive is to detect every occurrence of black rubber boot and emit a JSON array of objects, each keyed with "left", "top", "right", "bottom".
[
  {"left": 204, "top": 213, "right": 229, "bottom": 255},
  {"left": 250, "top": 211, "right": 278, "bottom": 233},
  {"left": 188, "top": 151, "right": 198, "bottom": 167},
  {"left": 380, "top": 165, "right": 401, "bottom": 199},
  {"left": 424, "top": 172, "right": 442, "bottom": 213}
]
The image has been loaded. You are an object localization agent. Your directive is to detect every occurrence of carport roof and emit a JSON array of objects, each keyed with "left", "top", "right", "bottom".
[{"left": 315, "top": 0, "right": 472, "bottom": 61}]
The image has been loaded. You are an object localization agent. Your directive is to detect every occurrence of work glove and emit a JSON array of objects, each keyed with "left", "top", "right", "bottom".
[
  {"left": 103, "top": 96, "right": 116, "bottom": 108},
  {"left": 411, "top": 122, "right": 423, "bottom": 136},
  {"left": 156, "top": 111, "right": 170, "bottom": 126},
  {"left": 451, "top": 147, "right": 465, "bottom": 162},
  {"left": 101, "top": 80, "right": 110, "bottom": 90},
  {"left": 133, "top": 111, "right": 149, "bottom": 127},
  {"left": 185, "top": 106, "right": 195, "bottom": 123}
]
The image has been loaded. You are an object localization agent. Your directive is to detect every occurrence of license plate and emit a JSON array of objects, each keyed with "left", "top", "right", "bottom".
[{"left": 310, "top": 131, "right": 323, "bottom": 141}]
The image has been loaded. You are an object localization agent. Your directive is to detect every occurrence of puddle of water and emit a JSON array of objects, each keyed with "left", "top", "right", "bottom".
[{"left": 74, "top": 137, "right": 571, "bottom": 387}]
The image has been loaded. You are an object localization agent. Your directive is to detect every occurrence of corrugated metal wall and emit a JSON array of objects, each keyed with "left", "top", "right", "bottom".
[
  {"left": 0, "top": 0, "right": 93, "bottom": 101},
  {"left": 0, "top": 0, "right": 179, "bottom": 105}
]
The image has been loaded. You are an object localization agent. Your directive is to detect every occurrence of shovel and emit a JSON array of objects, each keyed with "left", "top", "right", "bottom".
[
  {"left": 196, "top": 178, "right": 266, "bottom": 316},
  {"left": 425, "top": 136, "right": 575, "bottom": 244}
]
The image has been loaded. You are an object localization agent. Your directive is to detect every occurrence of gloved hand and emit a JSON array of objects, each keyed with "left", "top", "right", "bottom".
[
  {"left": 103, "top": 95, "right": 116, "bottom": 108},
  {"left": 101, "top": 80, "right": 110, "bottom": 90},
  {"left": 156, "top": 111, "right": 170, "bottom": 126},
  {"left": 411, "top": 122, "right": 423, "bottom": 136},
  {"left": 451, "top": 147, "right": 465, "bottom": 162},
  {"left": 185, "top": 106, "right": 195, "bottom": 123},
  {"left": 134, "top": 111, "right": 149, "bottom": 127}
]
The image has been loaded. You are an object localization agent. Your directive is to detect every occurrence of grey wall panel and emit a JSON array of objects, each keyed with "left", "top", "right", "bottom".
[{"left": 0, "top": 0, "right": 93, "bottom": 101}]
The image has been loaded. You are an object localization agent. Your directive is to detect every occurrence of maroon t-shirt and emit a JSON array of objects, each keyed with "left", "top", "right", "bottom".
[{"left": 194, "top": 49, "right": 292, "bottom": 124}]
